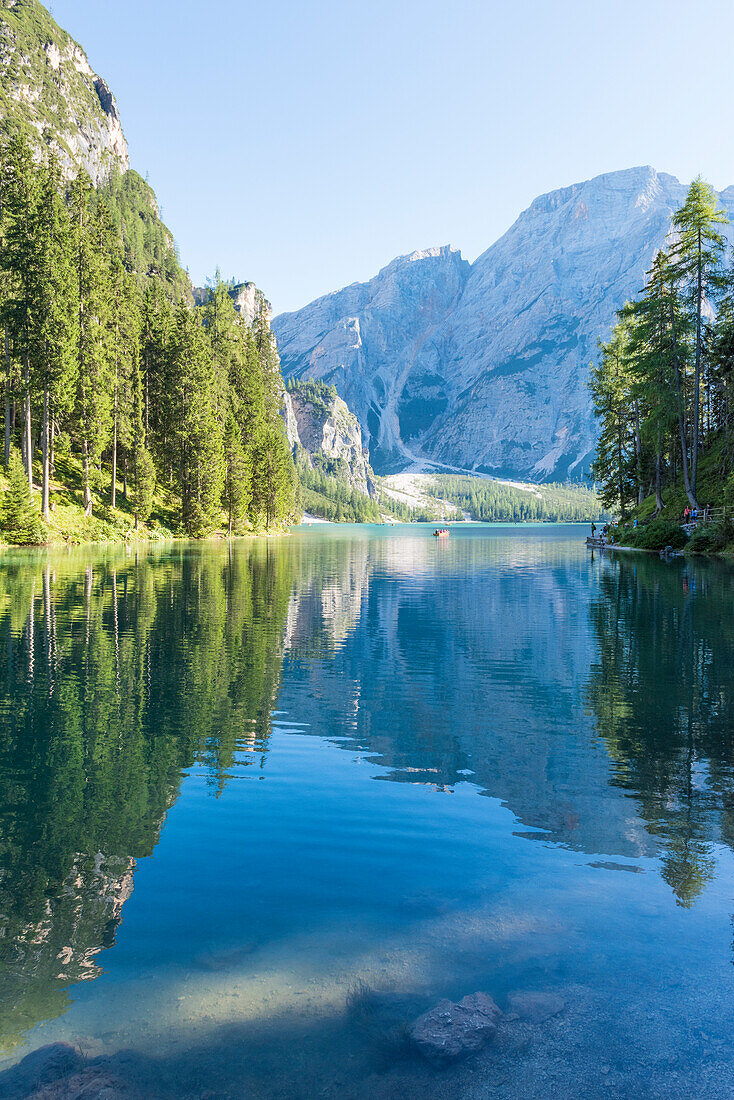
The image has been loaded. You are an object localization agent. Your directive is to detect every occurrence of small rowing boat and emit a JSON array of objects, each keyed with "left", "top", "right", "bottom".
[{"left": 433, "top": 528, "right": 450, "bottom": 539}]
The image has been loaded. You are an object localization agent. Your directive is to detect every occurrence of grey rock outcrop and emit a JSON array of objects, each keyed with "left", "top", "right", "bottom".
[
  {"left": 408, "top": 992, "right": 502, "bottom": 1065},
  {"left": 285, "top": 383, "right": 376, "bottom": 497},
  {"left": 230, "top": 281, "right": 271, "bottom": 327},
  {"left": 0, "top": 0, "right": 129, "bottom": 184},
  {"left": 273, "top": 168, "right": 734, "bottom": 480}
]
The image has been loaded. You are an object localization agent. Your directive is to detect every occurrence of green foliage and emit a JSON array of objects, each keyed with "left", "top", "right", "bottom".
[
  {"left": 592, "top": 176, "right": 732, "bottom": 526},
  {"left": 686, "top": 517, "right": 734, "bottom": 554},
  {"left": 0, "top": 144, "right": 296, "bottom": 543},
  {"left": 170, "top": 305, "right": 224, "bottom": 537},
  {"left": 248, "top": 423, "right": 298, "bottom": 528},
  {"left": 223, "top": 409, "right": 251, "bottom": 534},
  {"left": 427, "top": 475, "right": 606, "bottom": 523},
  {"left": 299, "top": 462, "right": 382, "bottom": 523},
  {"left": 2, "top": 447, "right": 44, "bottom": 543},
  {"left": 286, "top": 377, "right": 338, "bottom": 415},
  {"left": 96, "top": 170, "right": 191, "bottom": 300},
  {"left": 623, "top": 518, "right": 688, "bottom": 551}
]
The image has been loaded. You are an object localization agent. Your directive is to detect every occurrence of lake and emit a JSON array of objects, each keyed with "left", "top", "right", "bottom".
[{"left": 0, "top": 525, "right": 732, "bottom": 1099}]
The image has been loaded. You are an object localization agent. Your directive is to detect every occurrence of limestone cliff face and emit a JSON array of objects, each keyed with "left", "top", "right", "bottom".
[
  {"left": 0, "top": 0, "right": 129, "bottom": 183},
  {"left": 284, "top": 383, "right": 376, "bottom": 497},
  {"left": 273, "top": 168, "right": 734, "bottom": 480},
  {"left": 230, "top": 281, "right": 271, "bottom": 327},
  {"left": 275, "top": 246, "right": 470, "bottom": 472}
]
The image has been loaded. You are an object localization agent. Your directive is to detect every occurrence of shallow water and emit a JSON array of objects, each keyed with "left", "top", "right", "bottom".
[{"left": 0, "top": 525, "right": 732, "bottom": 1098}]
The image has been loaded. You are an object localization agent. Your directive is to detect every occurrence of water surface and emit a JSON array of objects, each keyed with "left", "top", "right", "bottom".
[{"left": 0, "top": 525, "right": 732, "bottom": 1098}]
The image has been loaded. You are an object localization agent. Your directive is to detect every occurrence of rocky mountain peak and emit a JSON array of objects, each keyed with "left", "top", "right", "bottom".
[
  {"left": 273, "top": 166, "right": 734, "bottom": 479},
  {"left": 0, "top": 0, "right": 129, "bottom": 183}
]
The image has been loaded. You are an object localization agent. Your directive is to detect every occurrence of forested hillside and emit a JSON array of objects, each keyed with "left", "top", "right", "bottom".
[
  {"left": 427, "top": 475, "right": 607, "bottom": 523},
  {"left": 0, "top": 137, "right": 297, "bottom": 544},
  {"left": 592, "top": 177, "right": 734, "bottom": 552}
]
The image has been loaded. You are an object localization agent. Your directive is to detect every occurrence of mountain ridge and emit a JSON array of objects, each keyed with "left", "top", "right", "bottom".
[{"left": 273, "top": 165, "right": 734, "bottom": 480}]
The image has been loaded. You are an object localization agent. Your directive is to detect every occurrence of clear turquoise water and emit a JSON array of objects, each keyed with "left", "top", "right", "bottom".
[{"left": 0, "top": 525, "right": 732, "bottom": 1097}]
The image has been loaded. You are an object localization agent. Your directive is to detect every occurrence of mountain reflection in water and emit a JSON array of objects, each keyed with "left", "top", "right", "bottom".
[{"left": 0, "top": 527, "right": 732, "bottom": 1098}]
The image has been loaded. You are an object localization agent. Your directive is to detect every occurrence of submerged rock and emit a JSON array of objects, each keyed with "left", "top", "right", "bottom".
[
  {"left": 0, "top": 1044, "right": 145, "bottom": 1100},
  {"left": 409, "top": 992, "right": 501, "bottom": 1066},
  {"left": 28, "top": 1066, "right": 136, "bottom": 1099},
  {"left": 506, "top": 991, "right": 565, "bottom": 1023},
  {"left": 0, "top": 1043, "right": 82, "bottom": 1098}
]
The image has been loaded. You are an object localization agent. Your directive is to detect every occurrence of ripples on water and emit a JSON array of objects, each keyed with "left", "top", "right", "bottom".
[{"left": 0, "top": 526, "right": 732, "bottom": 1098}]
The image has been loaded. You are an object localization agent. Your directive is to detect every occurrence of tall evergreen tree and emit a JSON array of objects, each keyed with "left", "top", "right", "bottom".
[
  {"left": 0, "top": 134, "right": 43, "bottom": 489},
  {"left": 170, "top": 305, "right": 224, "bottom": 536},
  {"left": 2, "top": 446, "right": 44, "bottom": 544},
  {"left": 590, "top": 319, "right": 636, "bottom": 518},
  {"left": 670, "top": 177, "right": 729, "bottom": 496},
  {"left": 248, "top": 423, "right": 297, "bottom": 528},
  {"left": 35, "top": 155, "right": 75, "bottom": 518},
  {"left": 70, "top": 173, "right": 114, "bottom": 515},
  {"left": 222, "top": 408, "right": 251, "bottom": 535}
]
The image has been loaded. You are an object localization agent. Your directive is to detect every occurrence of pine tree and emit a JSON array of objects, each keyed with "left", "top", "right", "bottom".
[
  {"left": 0, "top": 134, "right": 42, "bottom": 489},
  {"left": 70, "top": 173, "right": 114, "bottom": 516},
  {"left": 671, "top": 178, "right": 729, "bottom": 496},
  {"left": 590, "top": 319, "right": 636, "bottom": 518},
  {"left": 108, "top": 247, "right": 142, "bottom": 508},
  {"left": 170, "top": 304, "right": 224, "bottom": 536},
  {"left": 34, "top": 155, "right": 75, "bottom": 519},
  {"left": 247, "top": 423, "right": 297, "bottom": 528},
  {"left": 626, "top": 251, "right": 689, "bottom": 510},
  {"left": 2, "top": 446, "right": 44, "bottom": 544},
  {"left": 130, "top": 355, "right": 155, "bottom": 527},
  {"left": 222, "top": 407, "right": 251, "bottom": 535}
]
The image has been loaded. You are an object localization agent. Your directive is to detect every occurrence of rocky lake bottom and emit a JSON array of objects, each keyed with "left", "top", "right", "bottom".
[{"left": 0, "top": 525, "right": 731, "bottom": 1098}]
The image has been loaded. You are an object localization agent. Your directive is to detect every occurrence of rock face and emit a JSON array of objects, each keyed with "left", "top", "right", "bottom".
[
  {"left": 285, "top": 381, "right": 376, "bottom": 497},
  {"left": 273, "top": 169, "right": 734, "bottom": 480},
  {"left": 275, "top": 246, "right": 470, "bottom": 473},
  {"left": 230, "top": 281, "right": 271, "bottom": 327},
  {"left": 0, "top": 0, "right": 129, "bottom": 183},
  {"left": 409, "top": 992, "right": 502, "bottom": 1066}
]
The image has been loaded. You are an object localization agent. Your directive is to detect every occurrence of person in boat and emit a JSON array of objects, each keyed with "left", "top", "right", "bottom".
[{"left": 591, "top": 522, "right": 597, "bottom": 538}]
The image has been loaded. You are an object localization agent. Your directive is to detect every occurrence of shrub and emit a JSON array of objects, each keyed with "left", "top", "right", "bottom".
[
  {"left": 687, "top": 518, "right": 734, "bottom": 554},
  {"left": 626, "top": 517, "right": 688, "bottom": 551}
]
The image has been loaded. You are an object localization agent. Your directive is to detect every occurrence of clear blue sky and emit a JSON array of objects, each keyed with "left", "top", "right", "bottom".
[{"left": 52, "top": 0, "right": 734, "bottom": 315}]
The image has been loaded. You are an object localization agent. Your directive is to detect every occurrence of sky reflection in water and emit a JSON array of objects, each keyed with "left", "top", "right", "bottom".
[{"left": 0, "top": 526, "right": 731, "bottom": 1098}]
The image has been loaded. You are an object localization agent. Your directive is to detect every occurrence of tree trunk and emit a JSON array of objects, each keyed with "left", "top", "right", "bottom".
[
  {"left": 4, "top": 330, "right": 10, "bottom": 468},
  {"left": 111, "top": 383, "right": 118, "bottom": 508},
  {"left": 41, "top": 388, "right": 50, "bottom": 519},
  {"left": 50, "top": 411, "right": 55, "bottom": 481},
  {"left": 123, "top": 453, "right": 128, "bottom": 502},
  {"left": 633, "top": 399, "right": 643, "bottom": 504},
  {"left": 82, "top": 436, "right": 93, "bottom": 516},
  {"left": 670, "top": 303, "right": 699, "bottom": 509},
  {"left": 655, "top": 437, "right": 663, "bottom": 514},
  {"left": 23, "top": 361, "right": 32, "bottom": 490},
  {"left": 692, "top": 226, "right": 702, "bottom": 495}
]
